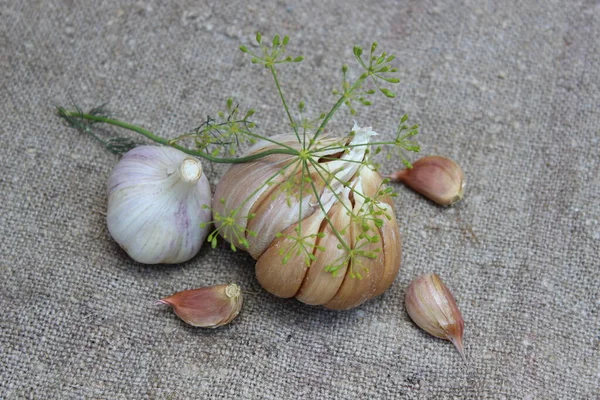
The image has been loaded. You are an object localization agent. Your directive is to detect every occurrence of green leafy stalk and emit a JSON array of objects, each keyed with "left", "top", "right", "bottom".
[{"left": 58, "top": 107, "right": 298, "bottom": 163}]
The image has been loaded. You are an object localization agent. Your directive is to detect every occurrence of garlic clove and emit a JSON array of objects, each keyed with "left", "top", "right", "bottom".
[
  {"left": 370, "top": 202, "right": 402, "bottom": 298},
  {"left": 316, "top": 124, "right": 377, "bottom": 194},
  {"left": 355, "top": 167, "right": 401, "bottom": 299},
  {"left": 212, "top": 152, "right": 294, "bottom": 251},
  {"left": 324, "top": 179, "right": 384, "bottom": 310},
  {"left": 212, "top": 134, "right": 328, "bottom": 254},
  {"left": 296, "top": 189, "right": 352, "bottom": 305},
  {"left": 358, "top": 166, "right": 395, "bottom": 208},
  {"left": 405, "top": 273, "right": 465, "bottom": 360},
  {"left": 323, "top": 234, "right": 382, "bottom": 310},
  {"left": 255, "top": 200, "right": 328, "bottom": 298},
  {"left": 246, "top": 165, "right": 324, "bottom": 259},
  {"left": 389, "top": 156, "right": 465, "bottom": 206},
  {"left": 157, "top": 283, "right": 243, "bottom": 328},
  {"left": 106, "top": 146, "right": 212, "bottom": 264}
]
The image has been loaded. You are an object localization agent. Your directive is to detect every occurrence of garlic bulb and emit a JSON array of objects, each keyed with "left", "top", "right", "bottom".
[
  {"left": 107, "top": 145, "right": 212, "bottom": 264},
  {"left": 157, "top": 283, "right": 243, "bottom": 328},
  {"left": 405, "top": 273, "right": 465, "bottom": 360},
  {"left": 213, "top": 124, "right": 401, "bottom": 309}
]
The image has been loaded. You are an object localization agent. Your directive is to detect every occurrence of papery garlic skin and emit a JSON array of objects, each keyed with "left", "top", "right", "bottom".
[
  {"left": 213, "top": 123, "right": 402, "bottom": 309},
  {"left": 405, "top": 273, "right": 465, "bottom": 359},
  {"left": 107, "top": 145, "right": 212, "bottom": 264},
  {"left": 391, "top": 156, "right": 465, "bottom": 206},
  {"left": 158, "top": 283, "right": 243, "bottom": 328}
]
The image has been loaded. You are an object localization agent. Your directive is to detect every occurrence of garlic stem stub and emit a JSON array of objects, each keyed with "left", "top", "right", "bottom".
[
  {"left": 106, "top": 145, "right": 212, "bottom": 264},
  {"left": 158, "top": 283, "right": 243, "bottom": 328},
  {"left": 390, "top": 156, "right": 465, "bottom": 206},
  {"left": 405, "top": 273, "right": 466, "bottom": 360}
]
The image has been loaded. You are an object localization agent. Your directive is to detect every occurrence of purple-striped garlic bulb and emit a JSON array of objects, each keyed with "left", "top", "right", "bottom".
[{"left": 106, "top": 145, "right": 212, "bottom": 264}]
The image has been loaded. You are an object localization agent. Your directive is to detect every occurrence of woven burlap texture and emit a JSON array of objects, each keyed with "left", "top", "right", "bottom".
[{"left": 1, "top": 1, "right": 599, "bottom": 399}]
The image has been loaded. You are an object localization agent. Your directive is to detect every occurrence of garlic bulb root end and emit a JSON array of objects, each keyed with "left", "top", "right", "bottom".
[{"left": 225, "top": 283, "right": 241, "bottom": 298}]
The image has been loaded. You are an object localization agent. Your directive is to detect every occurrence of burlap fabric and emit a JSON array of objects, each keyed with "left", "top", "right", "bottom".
[{"left": 1, "top": 1, "right": 599, "bottom": 398}]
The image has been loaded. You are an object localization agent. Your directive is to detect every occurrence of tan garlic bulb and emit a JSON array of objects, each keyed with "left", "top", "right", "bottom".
[{"left": 212, "top": 124, "right": 402, "bottom": 310}]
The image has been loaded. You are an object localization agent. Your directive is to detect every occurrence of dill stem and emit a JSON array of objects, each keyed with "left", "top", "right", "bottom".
[
  {"left": 314, "top": 140, "right": 398, "bottom": 153},
  {"left": 235, "top": 157, "right": 300, "bottom": 213},
  {"left": 307, "top": 175, "right": 351, "bottom": 253},
  {"left": 298, "top": 159, "right": 306, "bottom": 238},
  {"left": 269, "top": 65, "right": 302, "bottom": 144},
  {"left": 312, "top": 76, "right": 367, "bottom": 145},
  {"left": 309, "top": 158, "right": 367, "bottom": 209},
  {"left": 170, "top": 125, "right": 297, "bottom": 153},
  {"left": 60, "top": 111, "right": 299, "bottom": 163},
  {"left": 310, "top": 159, "right": 354, "bottom": 220}
]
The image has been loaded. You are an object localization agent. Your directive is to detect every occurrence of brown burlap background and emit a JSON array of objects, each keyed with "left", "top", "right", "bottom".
[{"left": 1, "top": 1, "right": 599, "bottom": 398}]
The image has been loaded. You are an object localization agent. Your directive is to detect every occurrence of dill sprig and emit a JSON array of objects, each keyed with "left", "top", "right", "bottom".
[{"left": 57, "top": 104, "right": 138, "bottom": 155}]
